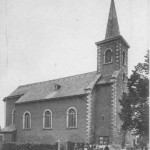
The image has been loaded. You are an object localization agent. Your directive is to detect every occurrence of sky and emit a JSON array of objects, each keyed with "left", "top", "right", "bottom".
[{"left": 0, "top": 0, "right": 149, "bottom": 128}]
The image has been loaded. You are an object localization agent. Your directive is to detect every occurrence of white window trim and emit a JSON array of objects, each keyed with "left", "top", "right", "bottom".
[
  {"left": 0, "top": 134, "right": 4, "bottom": 142},
  {"left": 104, "top": 48, "right": 113, "bottom": 64},
  {"left": 43, "top": 109, "right": 52, "bottom": 129},
  {"left": 12, "top": 109, "right": 15, "bottom": 125},
  {"left": 67, "top": 107, "right": 77, "bottom": 128},
  {"left": 23, "top": 111, "right": 31, "bottom": 129}
]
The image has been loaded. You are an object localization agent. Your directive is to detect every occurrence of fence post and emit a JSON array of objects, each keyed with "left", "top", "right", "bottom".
[{"left": 58, "top": 139, "right": 60, "bottom": 150}]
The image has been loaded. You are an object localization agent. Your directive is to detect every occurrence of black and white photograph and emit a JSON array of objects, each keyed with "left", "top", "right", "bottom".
[{"left": 0, "top": 0, "right": 149, "bottom": 150}]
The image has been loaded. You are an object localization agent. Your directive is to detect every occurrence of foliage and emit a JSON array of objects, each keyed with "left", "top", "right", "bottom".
[
  {"left": 1, "top": 143, "right": 58, "bottom": 150},
  {"left": 119, "top": 51, "right": 149, "bottom": 137}
]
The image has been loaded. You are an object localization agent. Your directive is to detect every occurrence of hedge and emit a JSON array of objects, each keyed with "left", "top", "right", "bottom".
[{"left": 1, "top": 143, "right": 58, "bottom": 150}]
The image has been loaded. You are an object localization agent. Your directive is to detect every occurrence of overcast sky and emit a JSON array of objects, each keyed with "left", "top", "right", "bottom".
[{"left": 0, "top": 0, "right": 149, "bottom": 127}]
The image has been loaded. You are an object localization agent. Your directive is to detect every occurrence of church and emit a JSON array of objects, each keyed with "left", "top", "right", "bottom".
[{"left": 0, "top": 0, "right": 130, "bottom": 147}]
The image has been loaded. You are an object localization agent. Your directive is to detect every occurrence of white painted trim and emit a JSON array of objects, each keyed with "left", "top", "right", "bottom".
[
  {"left": 12, "top": 108, "right": 15, "bottom": 125},
  {"left": 111, "top": 80, "right": 117, "bottom": 141},
  {"left": 23, "top": 111, "right": 31, "bottom": 129},
  {"left": 43, "top": 109, "right": 52, "bottom": 129},
  {"left": 66, "top": 107, "right": 77, "bottom": 128},
  {"left": 86, "top": 91, "right": 93, "bottom": 143},
  {"left": 0, "top": 134, "right": 4, "bottom": 142},
  {"left": 104, "top": 48, "right": 113, "bottom": 64}
]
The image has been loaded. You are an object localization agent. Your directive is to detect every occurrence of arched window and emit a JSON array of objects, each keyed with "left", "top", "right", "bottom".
[
  {"left": 67, "top": 107, "right": 77, "bottom": 128},
  {"left": 12, "top": 109, "right": 15, "bottom": 125},
  {"left": 122, "top": 51, "right": 126, "bottom": 65},
  {"left": 43, "top": 110, "right": 52, "bottom": 129},
  {"left": 23, "top": 111, "right": 31, "bottom": 129},
  {"left": 104, "top": 49, "right": 112, "bottom": 64}
]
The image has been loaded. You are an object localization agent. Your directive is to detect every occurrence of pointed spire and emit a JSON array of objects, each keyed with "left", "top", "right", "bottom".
[{"left": 105, "top": 0, "right": 120, "bottom": 39}]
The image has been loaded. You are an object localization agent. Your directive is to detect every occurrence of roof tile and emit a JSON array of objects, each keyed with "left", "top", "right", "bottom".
[{"left": 7, "top": 71, "right": 113, "bottom": 104}]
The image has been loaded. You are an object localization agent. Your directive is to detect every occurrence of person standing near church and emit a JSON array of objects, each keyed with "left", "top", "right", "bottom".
[{"left": 104, "top": 145, "right": 109, "bottom": 150}]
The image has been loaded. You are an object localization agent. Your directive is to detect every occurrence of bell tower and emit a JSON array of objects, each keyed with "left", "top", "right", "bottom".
[{"left": 96, "top": 0, "right": 130, "bottom": 77}]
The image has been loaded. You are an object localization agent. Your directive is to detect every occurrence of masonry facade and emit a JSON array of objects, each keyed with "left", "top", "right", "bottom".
[{"left": 0, "top": 0, "right": 130, "bottom": 147}]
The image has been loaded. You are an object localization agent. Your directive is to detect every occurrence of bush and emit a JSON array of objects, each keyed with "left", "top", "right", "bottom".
[{"left": 2, "top": 143, "right": 57, "bottom": 150}]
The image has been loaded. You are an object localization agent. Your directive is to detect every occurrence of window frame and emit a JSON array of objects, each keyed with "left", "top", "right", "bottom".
[
  {"left": 99, "top": 136, "right": 109, "bottom": 145},
  {"left": 12, "top": 109, "right": 15, "bottom": 125},
  {"left": 104, "top": 48, "right": 113, "bottom": 64},
  {"left": 43, "top": 109, "right": 52, "bottom": 129},
  {"left": 67, "top": 107, "right": 77, "bottom": 129},
  {"left": 23, "top": 111, "right": 31, "bottom": 130}
]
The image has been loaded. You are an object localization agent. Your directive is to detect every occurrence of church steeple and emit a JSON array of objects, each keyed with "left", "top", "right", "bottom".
[
  {"left": 95, "top": 0, "right": 130, "bottom": 75},
  {"left": 105, "top": 0, "right": 120, "bottom": 39}
]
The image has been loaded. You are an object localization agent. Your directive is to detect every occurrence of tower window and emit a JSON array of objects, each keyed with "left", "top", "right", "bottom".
[
  {"left": 104, "top": 49, "right": 112, "bottom": 64},
  {"left": 122, "top": 51, "right": 126, "bottom": 65}
]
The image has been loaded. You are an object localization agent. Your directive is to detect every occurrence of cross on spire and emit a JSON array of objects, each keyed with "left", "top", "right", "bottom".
[{"left": 105, "top": 0, "right": 120, "bottom": 39}]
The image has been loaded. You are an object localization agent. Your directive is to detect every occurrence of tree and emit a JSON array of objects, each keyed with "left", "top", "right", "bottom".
[{"left": 119, "top": 50, "right": 149, "bottom": 148}]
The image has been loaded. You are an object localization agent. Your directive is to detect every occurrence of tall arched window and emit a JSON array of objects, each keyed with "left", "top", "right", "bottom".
[
  {"left": 67, "top": 107, "right": 77, "bottom": 128},
  {"left": 122, "top": 51, "right": 126, "bottom": 65},
  {"left": 43, "top": 110, "right": 52, "bottom": 129},
  {"left": 104, "top": 49, "right": 112, "bottom": 64},
  {"left": 12, "top": 109, "right": 15, "bottom": 125},
  {"left": 23, "top": 111, "right": 31, "bottom": 129}
]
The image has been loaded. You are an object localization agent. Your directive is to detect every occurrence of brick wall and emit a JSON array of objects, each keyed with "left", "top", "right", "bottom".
[
  {"left": 97, "top": 42, "right": 116, "bottom": 75},
  {"left": 113, "top": 71, "right": 128, "bottom": 145},
  {"left": 94, "top": 84, "right": 112, "bottom": 144},
  {"left": 15, "top": 96, "right": 87, "bottom": 144},
  {"left": 5, "top": 98, "right": 18, "bottom": 127}
]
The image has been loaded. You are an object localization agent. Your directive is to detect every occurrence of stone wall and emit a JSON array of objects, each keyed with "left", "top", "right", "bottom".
[
  {"left": 15, "top": 96, "right": 87, "bottom": 144},
  {"left": 5, "top": 98, "right": 19, "bottom": 127},
  {"left": 94, "top": 84, "right": 112, "bottom": 143}
]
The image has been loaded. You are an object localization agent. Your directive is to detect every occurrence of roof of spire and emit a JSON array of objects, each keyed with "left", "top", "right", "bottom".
[{"left": 105, "top": 0, "right": 120, "bottom": 39}]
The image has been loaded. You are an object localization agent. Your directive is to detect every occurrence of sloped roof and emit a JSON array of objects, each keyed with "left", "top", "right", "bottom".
[
  {"left": 5, "top": 71, "right": 115, "bottom": 104},
  {"left": 0, "top": 125, "right": 16, "bottom": 133},
  {"left": 11, "top": 71, "right": 98, "bottom": 104}
]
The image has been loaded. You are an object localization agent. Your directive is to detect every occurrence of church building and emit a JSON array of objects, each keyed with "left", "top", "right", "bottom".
[{"left": 0, "top": 0, "right": 130, "bottom": 147}]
